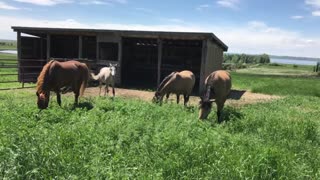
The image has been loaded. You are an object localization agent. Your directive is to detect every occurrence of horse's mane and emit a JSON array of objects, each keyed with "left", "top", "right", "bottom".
[
  {"left": 157, "top": 71, "right": 177, "bottom": 92},
  {"left": 36, "top": 60, "right": 55, "bottom": 93}
]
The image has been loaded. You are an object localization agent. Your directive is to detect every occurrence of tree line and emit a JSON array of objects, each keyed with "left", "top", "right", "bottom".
[{"left": 224, "top": 53, "right": 270, "bottom": 64}]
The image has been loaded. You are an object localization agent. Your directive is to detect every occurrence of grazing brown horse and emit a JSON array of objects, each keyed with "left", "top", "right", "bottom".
[
  {"left": 36, "top": 60, "right": 89, "bottom": 109},
  {"left": 153, "top": 70, "right": 195, "bottom": 106},
  {"left": 199, "top": 70, "right": 232, "bottom": 123}
]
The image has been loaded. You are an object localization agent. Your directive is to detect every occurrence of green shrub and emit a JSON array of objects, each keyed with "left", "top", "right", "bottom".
[{"left": 269, "top": 63, "right": 281, "bottom": 66}]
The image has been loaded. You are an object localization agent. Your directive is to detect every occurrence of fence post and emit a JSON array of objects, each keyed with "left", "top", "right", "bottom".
[{"left": 22, "top": 68, "right": 24, "bottom": 88}]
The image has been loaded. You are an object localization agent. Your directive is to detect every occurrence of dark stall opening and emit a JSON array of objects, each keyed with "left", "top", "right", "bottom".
[
  {"left": 161, "top": 39, "right": 202, "bottom": 93},
  {"left": 82, "top": 36, "right": 96, "bottom": 59},
  {"left": 51, "top": 35, "right": 78, "bottom": 58},
  {"left": 121, "top": 37, "right": 158, "bottom": 89},
  {"left": 19, "top": 35, "right": 47, "bottom": 83},
  {"left": 99, "top": 42, "right": 118, "bottom": 61}
]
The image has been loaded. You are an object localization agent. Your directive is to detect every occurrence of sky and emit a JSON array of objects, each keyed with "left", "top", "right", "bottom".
[{"left": 0, "top": 0, "right": 319, "bottom": 57}]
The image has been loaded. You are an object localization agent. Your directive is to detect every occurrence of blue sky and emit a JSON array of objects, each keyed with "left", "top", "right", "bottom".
[{"left": 0, "top": 0, "right": 319, "bottom": 57}]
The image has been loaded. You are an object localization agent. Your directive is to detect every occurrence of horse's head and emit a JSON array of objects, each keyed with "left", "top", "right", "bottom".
[
  {"left": 198, "top": 97, "right": 215, "bottom": 119},
  {"left": 109, "top": 63, "right": 117, "bottom": 77},
  {"left": 36, "top": 91, "right": 50, "bottom": 109},
  {"left": 152, "top": 91, "right": 162, "bottom": 103},
  {"left": 199, "top": 86, "right": 215, "bottom": 119}
]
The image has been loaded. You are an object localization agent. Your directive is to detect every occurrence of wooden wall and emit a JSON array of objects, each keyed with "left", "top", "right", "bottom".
[{"left": 199, "top": 40, "right": 224, "bottom": 93}]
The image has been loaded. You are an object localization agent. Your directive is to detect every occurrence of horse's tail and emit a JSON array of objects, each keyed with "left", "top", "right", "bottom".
[
  {"left": 90, "top": 72, "right": 100, "bottom": 81},
  {"left": 80, "top": 64, "right": 89, "bottom": 97},
  {"left": 157, "top": 71, "right": 176, "bottom": 92}
]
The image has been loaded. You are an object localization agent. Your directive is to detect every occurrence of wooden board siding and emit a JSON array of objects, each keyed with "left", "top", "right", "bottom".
[{"left": 204, "top": 40, "right": 223, "bottom": 78}]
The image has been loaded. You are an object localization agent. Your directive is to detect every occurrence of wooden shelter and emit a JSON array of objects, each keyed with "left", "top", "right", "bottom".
[{"left": 12, "top": 26, "right": 228, "bottom": 93}]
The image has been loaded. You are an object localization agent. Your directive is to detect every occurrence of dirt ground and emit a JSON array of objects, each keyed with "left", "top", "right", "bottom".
[{"left": 84, "top": 87, "right": 282, "bottom": 107}]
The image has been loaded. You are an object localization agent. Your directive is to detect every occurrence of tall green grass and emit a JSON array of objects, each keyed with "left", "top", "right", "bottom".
[
  {"left": 231, "top": 73, "right": 320, "bottom": 97},
  {"left": 0, "top": 90, "right": 319, "bottom": 179}
]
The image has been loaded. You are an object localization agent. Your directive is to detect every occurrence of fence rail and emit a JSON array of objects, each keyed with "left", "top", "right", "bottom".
[
  {"left": 0, "top": 58, "right": 37, "bottom": 90},
  {"left": 0, "top": 58, "right": 99, "bottom": 90}
]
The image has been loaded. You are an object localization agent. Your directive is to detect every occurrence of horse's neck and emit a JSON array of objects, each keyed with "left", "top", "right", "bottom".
[
  {"left": 203, "top": 85, "right": 212, "bottom": 101},
  {"left": 42, "top": 64, "right": 55, "bottom": 91}
]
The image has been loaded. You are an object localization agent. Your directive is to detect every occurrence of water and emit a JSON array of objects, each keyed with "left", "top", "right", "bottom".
[
  {"left": 271, "top": 58, "right": 319, "bottom": 66},
  {"left": 0, "top": 50, "right": 17, "bottom": 54}
]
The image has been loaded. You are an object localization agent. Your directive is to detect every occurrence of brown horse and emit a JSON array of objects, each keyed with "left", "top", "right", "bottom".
[
  {"left": 199, "top": 70, "right": 232, "bottom": 123},
  {"left": 36, "top": 60, "right": 89, "bottom": 109},
  {"left": 153, "top": 70, "right": 195, "bottom": 106}
]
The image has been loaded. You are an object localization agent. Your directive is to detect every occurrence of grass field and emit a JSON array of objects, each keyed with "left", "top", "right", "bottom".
[
  {"left": 0, "top": 56, "right": 319, "bottom": 178},
  {"left": 0, "top": 90, "right": 319, "bottom": 179},
  {"left": 231, "top": 73, "right": 320, "bottom": 97},
  {"left": 236, "top": 64, "right": 317, "bottom": 77}
]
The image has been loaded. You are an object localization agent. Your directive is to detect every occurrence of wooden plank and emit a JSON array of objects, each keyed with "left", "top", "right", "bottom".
[
  {"left": 96, "top": 37, "right": 99, "bottom": 60},
  {"left": 157, "top": 39, "right": 162, "bottom": 86},
  {"left": 199, "top": 39, "right": 207, "bottom": 95},
  {"left": 78, "top": 35, "right": 83, "bottom": 59},
  {"left": 118, "top": 37, "right": 122, "bottom": 85},
  {"left": 40, "top": 38, "right": 43, "bottom": 59},
  {"left": 46, "top": 34, "right": 51, "bottom": 60}
]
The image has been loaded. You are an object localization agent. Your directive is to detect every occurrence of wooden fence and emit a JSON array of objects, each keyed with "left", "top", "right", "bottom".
[
  {"left": 0, "top": 58, "right": 104, "bottom": 90},
  {"left": 0, "top": 58, "right": 44, "bottom": 90}
]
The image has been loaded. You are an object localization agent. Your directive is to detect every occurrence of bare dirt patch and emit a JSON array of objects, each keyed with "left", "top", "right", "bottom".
[{"left": 84, "top": 87, "right": 282, "bottom": 106}]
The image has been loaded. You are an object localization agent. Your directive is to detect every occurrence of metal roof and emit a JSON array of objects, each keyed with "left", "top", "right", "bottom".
[{"left": 12, "top": 26, "right": 228, "bottom": 51}]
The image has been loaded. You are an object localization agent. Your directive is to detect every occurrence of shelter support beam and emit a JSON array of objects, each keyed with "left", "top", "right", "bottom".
[
  {"left": 78, "top": 35, "right": 83, "bottom": 59},
  {"left": 199, "top": 39, "right": 207, "bottom": 94},
  {"left": 46, "top": 34, "right": 51, "bottom": 60},
  {"left": 157, "top": 38, "right": 163, "bottom": 86}
]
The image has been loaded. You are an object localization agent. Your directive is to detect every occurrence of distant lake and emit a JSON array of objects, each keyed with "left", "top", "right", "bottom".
[
  {"left": 0, "top": 50, "right": 17, "bottom": 54},
  {"left": 271, "top": 58, "right": 318, "bottom": 66}
]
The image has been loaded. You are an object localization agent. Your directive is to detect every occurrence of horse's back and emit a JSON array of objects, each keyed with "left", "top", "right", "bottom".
[
  {"left": 170, "top": 70, "right": 195, "bottom": 93},
  {"left": 50, "top": 60, "right": 89, "bottom": 86},
  {"left": 206, "top": 70, "right": 231, "bottom": 99}
]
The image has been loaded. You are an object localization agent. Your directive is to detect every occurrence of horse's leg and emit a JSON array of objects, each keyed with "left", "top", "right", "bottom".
[
  {"left": 74, "top": 91, "right": 79, "bottom": 105},
  {"left": 165, "top": 93, "right": 170, "bottom": 102},
  {"left": 216, "top": 100, "right": 225, "bottom": 123},
  {"left": 104, "top": 83, "right": 109, "bottom": 96},
  {"left": 56, "top": 90, "right": 61, "bottom": 106},
  {"left": 112, "top": 82, "right": 115, "bottom": 98},
  {"left": 73, "top": 82, "right": 80, "bottom": 106},
  {"left": 176, "top": 94, "right": 180, "bottom": 104},
  {"left": 183, "top": 94, "right": 189, "bottom": 106},
  {"left": 99, "top": 81, "right": 102, "bottom": 96}
]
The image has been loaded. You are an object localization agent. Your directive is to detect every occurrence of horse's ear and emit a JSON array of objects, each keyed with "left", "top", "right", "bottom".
[
  {"left": 36, "top": 92, "right": 39, "bottom": 96},
  {"left": 109, "top": 63, "right": 112, "bottom": 67}
]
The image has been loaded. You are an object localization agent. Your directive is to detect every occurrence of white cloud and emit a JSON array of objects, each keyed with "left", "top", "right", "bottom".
[
  {"left": 80, "top": 0, "right": 127, "bottom": 5},
  {"left": 305, "top": 0, "right": 320, "bottom": 8},
  {"left": 212, "top": 21, "right": 320, "bottom": 57},
  {"left": 134, "top": 8, "right": 155, "bottom": 14},
  {"left": 167, "top": 18, "right": 185, "bottom": 23},
  {"left": 13, "top": 0, "right": 73, "bottom": 6},
  {"left": 196, "top": 4, "right": 210, "bottom": 11},
  {"left": 0, "top": 1, "right": 20, "bottom": 10},
  {"left": 217, "top": 0, "right": 239, "bottom": 9},
  {"left": 1, "top": 15, "right": 320, "bottom": 57},
  {"left": 312, "top": 10, "right": 320, "bottom": 16},
  {"left": 80, "top": 1, "right": 110, "bottom": 5},
  {"left": 305, "top": 0, "right": 320, "bottom": 16},
  {"left": 291, "top": 15, "right": 304, "bottom": 19}
]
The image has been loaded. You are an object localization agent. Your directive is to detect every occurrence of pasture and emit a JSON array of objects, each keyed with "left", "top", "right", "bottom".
[
  {"left": 0, "top": 53, "right": 34, "bottom": 89},
  {"left": 0, "top": 59, "right": 320, "bottom": 179}
]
